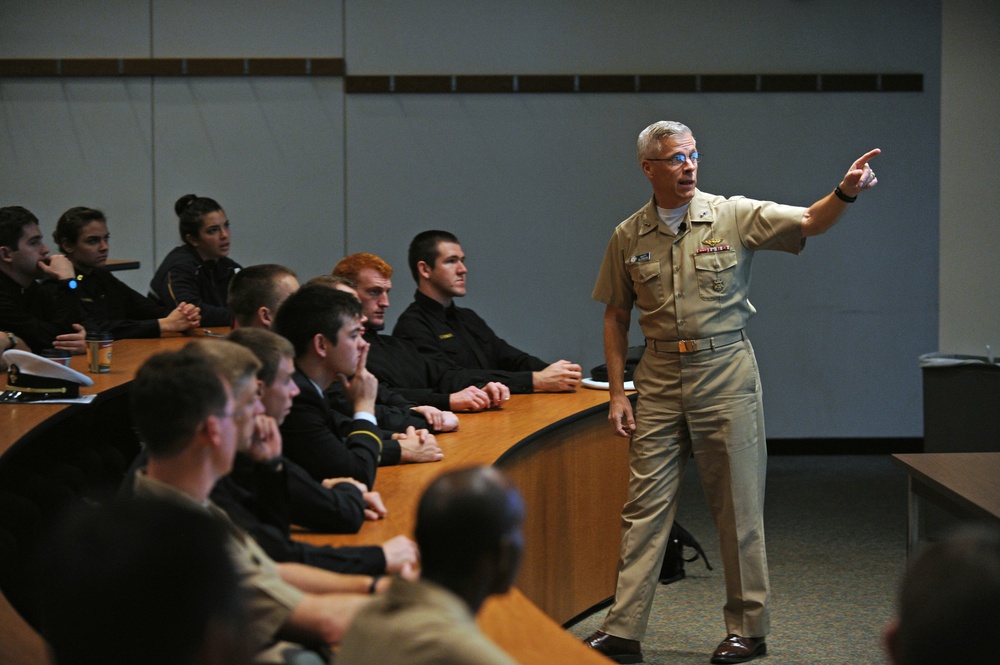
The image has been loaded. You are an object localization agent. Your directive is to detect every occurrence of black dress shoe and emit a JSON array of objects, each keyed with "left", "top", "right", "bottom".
[
  {"left": 583, "top": 630, "right": 643, "bottom": 664},
  {"left": 710, "top": 634, "right": 767, "bottom": 664}
]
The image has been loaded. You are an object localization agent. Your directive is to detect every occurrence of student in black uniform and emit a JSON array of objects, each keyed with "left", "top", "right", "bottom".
[
  {"left": 52, "top": 206, "right": 201, "bottom": 339},
  {"left": 149, "top": 194, "right": 241, "bottom": 327},
  {"left": 394, "top": 230, "right": 581, "bottom": 394},
  {"left": 0, "top": 205, "right": 87, "bottom": 354}
]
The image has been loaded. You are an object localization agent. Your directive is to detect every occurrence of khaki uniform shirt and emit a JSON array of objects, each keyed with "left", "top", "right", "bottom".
[
  {"left": 593, "top": 190, "right": 806, "bottom": 340},
  {"left": 133, "top": 472, "right": 305, "bottom": 662},
  {"left": 336, "top": 578, "right": 517, "bottom": 665}
]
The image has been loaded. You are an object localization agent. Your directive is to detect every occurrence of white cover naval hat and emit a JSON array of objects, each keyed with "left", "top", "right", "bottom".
[{"left": 1, "top": 349, "right": 94, "bottom": 402}]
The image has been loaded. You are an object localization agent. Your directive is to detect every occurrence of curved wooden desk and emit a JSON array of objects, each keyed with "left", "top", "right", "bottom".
[
  {"left": 1, "top": 338, "right": 626, "bottom": 665},
  {"left": 1, "top": 336, "right": 195, "bottom": 665}
]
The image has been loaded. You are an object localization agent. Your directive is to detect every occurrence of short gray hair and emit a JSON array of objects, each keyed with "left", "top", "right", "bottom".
[{"left": 637, "top": 121, "right": 694, "bottom": 162}]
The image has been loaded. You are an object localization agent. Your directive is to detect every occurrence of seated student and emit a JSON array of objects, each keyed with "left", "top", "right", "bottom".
[
  {"left": 332, "top": 253, "right": 511, "bottom": 413},
  {"left": 273, "top": 285, "right": 443, "bottom": 486},
  {"left": 229, "top": 267, "right": 437, "bottom": 437},
  {"left": 149, "top": 194, "right": 241, "bottom": 327},
  {"left": 129, "top": 343, "right": 377, "bottom": 661},
  {"left": 37, "top": 498, "right": 252, "bottom": 665},
  {"left": 229, "top": 263, "right": 300, "bottom": 329},
  {"left": 393, "top": 230, "right": 582, "bottom": 394},
  {"left": 52, "top": 206, "right": 201, "bottom": 339},
  {"left": 0, "top": 205, "right": 87, "bottom": 354},
  {"left": 883, "top": 524, "right": 1000, "bottom": 665},
  {"left": 337, "top": 466, "right": 523, "bottom": 665},
  {"left": 221, "top": 328, "right": 419, "bottom": 577},
  {"left": 307, "top": 273, "right": 458, "bottom": 434}
]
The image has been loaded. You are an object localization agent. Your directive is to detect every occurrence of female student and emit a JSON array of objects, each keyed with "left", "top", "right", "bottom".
[
  {"left": 53, "top": 207, "right": 200, "bottom": 339},
  {"left": 149, "top": 194, "right": 242, "bottom": 327}
]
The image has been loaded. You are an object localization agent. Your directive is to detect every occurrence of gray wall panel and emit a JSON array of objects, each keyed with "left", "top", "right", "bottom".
[
  {"left": 0, "top": 0, "right": 953, "bottom": 438},
  {"left": 346, "top": 0, "right": 939, "bottom": 74},
  {"left": 152, "top": 0, "right": 343, "bottom": 56},
  {"left": 940, "top": 1, "right": 1000, "bottom": 356},
  {"left": 345, "top": 86, "right": 935, "bottom": 437},
  {"left": 152, "top": 78, "right": 345, "bottom": 285},
  {"left": 0, "top": 1, "right": 151, "bottom": 56},
  {"left": 0, "top": 79, "right": 154, "bottom": 292}
]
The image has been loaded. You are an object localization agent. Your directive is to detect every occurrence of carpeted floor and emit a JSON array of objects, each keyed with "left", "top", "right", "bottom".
[{"left": 567, "top": 455, "right": 908, "bottom": 665}]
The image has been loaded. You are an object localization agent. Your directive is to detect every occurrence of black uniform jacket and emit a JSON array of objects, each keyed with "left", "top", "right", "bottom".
[
  {"left": 0, "top": 271, "right": 85, "bottom": 351},
  {"left": 363, "top": 328, "right": 519, "bottom": 408},
  {"left": 77, "top": 268, "right": 169, "bottom": 339},
  {"left": 148, "top": 244, "right": 240, "bottom": 327},
  {"left": 280, "top": 368, "right": 398, "bottom": 488},
  {"left": 392, "top": 291, "right": 548, "bottom": 394}
]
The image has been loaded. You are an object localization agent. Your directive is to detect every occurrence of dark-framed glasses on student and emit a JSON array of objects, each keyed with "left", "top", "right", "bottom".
[{"left": 646, "top": 152, "right": 700, "bottom": 167}]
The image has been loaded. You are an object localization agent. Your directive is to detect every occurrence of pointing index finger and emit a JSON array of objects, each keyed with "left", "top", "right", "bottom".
[{"left": 854, "top": 148, "right": 882, "bottom": 170}]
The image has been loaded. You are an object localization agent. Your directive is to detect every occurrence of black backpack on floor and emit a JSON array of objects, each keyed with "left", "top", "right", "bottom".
[{"left": 659, "top": 521, "right": 713, "bottom": 584}]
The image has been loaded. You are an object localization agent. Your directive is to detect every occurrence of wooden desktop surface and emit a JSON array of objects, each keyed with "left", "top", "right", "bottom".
[
  {"left": 1, "top": 335, "right": 623, "bottom": 665},
  {"left": 105, "top": 258, "right": 140, "bottom": 272},
  {"left": 892, "top": 452, "right": 1000, "bottom": 522},
  {"left": 2, "top": 335, "right": 192, "bottom": 457}
]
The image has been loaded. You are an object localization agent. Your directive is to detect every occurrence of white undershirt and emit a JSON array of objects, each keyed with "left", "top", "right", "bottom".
[{"left": 656, "top": 202, "right": 690, "bottom": 234}]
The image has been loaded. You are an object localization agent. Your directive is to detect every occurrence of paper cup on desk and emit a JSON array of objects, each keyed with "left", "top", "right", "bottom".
[
  {"left": 86, "top": 332, "right": 113, "bottom": 373},
  {"left": 40, "top": 348, "right": 72, "bottom": 367}
]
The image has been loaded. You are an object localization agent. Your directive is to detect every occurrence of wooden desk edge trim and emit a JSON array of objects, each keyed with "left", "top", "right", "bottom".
[
  {"left": 0, "top": 383, "right": 133, "bottom": 465},
  {"left": 493, "top": 401, "right": 610, "bottom": 465}
]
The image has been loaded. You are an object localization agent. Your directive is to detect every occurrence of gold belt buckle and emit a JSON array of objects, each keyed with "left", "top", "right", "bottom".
[{"left": 677, "top": 340, "right": 697, "bottom": 353}]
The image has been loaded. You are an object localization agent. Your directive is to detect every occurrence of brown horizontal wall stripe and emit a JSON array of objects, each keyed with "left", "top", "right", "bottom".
[
  {"left": 579, "top": 75, "right": 636, "bottom": 93},
  {"left": 185, "top": 58, "right": 245, "bottom": 76},
  {"left": 821, "top": 74, "right": 879, "bottom": 92},
  {"left": 0, "top": 58, "right": 344, "bottom": 78},
  {"left": 0, "top": 59, "right": 60, "bottom": 76},
  {"left": 639, "top": 75, "right": 698, "bottom": 92},
  {"left": 0, "top": 60, "right": 922, "bottom": 95},
  {"left": 761, "top": 74, "right": 819, "bottom": 92},
  {"left": 123, "top": 58, "right": 182, "bottom": 76},
  {"left": 395, "top": 75, "right": 452, "bottom": 93},
  {"left": 518, "top": 75, "right": 575, "bottom": 93},
  {"left": 701, "top": 74, "right": 757, "bottom": 92},
  {"left": 344, "top": 75, "right": 391, "bottom": 93},
  {"left": 881, "top": 73, "right": 923, "bottom": 92},
  {"left": 310, "top": 59, "right": 345, "bottom": 76},
  {"left": 247, "top": 58, "right": 307, "bottom": 76},
  {"left": 60, "top": 58, "right": 121, "bottom": 76},
  {"left": 455, "top": 75, "right": 514, "bottom": 93}
]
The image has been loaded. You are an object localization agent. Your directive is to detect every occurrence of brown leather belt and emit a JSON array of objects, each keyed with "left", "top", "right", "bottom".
[{"left": 646, "top": 330, "right": 746, "bottom": 354}]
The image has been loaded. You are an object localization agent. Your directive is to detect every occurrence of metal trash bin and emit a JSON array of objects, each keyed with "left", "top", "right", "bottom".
[{"left": 920, "top": 353, "right": 1000, "bottom": 454}]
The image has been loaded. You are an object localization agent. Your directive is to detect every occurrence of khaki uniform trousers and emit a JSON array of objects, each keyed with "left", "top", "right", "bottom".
[{"left": 601, "top": 337, "right": 770, "bottom": 640}]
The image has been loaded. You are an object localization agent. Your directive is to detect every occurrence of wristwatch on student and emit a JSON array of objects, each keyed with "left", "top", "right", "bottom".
[{"left": 2, "top": 331, "right": 18, "bottom": 353}]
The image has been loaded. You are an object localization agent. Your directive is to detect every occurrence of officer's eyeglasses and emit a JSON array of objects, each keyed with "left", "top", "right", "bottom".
[{"left": 646, "top": 152, "right": 700, "bottom": 167}]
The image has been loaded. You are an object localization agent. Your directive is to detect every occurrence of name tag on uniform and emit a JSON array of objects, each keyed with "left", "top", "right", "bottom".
[
  {"left": 438, "top": 333, "right": 454, "bottom": 340},
  {"left": 628, "top": 252, "right": 651, "bottom": 264}
]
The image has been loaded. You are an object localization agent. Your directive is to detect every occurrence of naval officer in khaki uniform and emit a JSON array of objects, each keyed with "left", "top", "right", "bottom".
[{"left": 585, "top": 121, "right": 879, "bottom": 664}]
